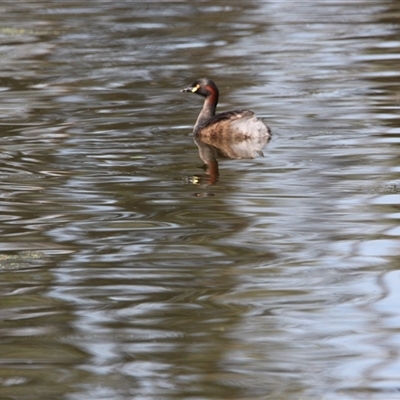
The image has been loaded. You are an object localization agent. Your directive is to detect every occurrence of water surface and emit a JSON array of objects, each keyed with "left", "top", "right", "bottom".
[{"left": 1, "top": 1, "right": 400, "bottom": 399}]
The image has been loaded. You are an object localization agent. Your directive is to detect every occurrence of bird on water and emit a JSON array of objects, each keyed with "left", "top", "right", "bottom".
[{"left": 181, "top": 78, "right": 271, "bottom": 146}]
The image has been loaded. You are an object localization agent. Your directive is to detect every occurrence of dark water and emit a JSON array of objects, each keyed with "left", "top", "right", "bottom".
[{"left": 1, "top": 1, "right": 400, "bottom": 399}]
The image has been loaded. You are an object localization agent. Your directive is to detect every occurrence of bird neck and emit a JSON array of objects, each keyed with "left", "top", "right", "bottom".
[{"left": 194, "top": 91, "right": 218, "bottom": 132}]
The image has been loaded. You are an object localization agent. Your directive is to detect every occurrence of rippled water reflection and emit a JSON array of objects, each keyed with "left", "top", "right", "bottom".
[{"left": 1, "top": 1, "right": 400, "bottom": 399}]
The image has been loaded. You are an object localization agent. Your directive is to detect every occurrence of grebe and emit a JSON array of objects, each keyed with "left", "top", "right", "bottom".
[{"left": 181, "top": 78, "right": 271, "bottom": 144}]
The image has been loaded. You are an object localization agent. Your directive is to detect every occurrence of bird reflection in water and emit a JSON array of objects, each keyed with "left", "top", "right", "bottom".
[
  {"left": 182, "top": 78, "right": 271, "bottom": 185},
  {"left": 193, "top": 130, "right": 270, "bottom": 185}
]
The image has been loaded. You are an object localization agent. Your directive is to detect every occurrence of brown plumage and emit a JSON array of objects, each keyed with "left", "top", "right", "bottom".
[{"left": 181, "top": 78, "right": 271, "bottom": 156}]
